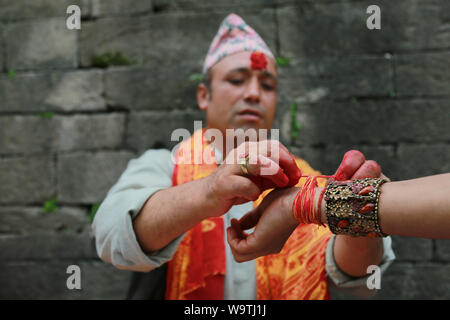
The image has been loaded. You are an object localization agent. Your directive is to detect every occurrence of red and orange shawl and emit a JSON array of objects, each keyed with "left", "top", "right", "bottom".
[{"left": 166, "top": 129, "right": 332, "bottom": 300}]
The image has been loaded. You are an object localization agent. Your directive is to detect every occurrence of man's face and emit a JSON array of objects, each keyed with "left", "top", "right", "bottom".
[{"left": 199, "top": 51, "right": 278, "bottom": 136}]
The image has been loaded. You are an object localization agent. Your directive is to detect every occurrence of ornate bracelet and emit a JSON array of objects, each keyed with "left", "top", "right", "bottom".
[{"left": 324, "top": 178, "right": 388, "bottom": 237}]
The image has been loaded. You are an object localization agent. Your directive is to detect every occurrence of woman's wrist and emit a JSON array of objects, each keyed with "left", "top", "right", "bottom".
[{"left": 315, "top": 187, "right": 328, "bottom": 225}]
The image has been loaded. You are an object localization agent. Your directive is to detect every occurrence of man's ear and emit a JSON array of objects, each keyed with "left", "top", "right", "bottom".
[{"left": 197, "top": 83, "right": 210, "bottom": 111}]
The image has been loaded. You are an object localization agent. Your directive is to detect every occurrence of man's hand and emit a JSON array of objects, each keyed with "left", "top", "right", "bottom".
[
  {"left": 205, "top": 140, "right": 301, "bottom": 218},
  {"left": 227, "top": 149, "right": 389, "bottom": 262}
]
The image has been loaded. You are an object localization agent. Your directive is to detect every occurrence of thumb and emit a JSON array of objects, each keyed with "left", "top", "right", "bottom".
[
  {"left": 238, "top": 207, "right": 262, "bottom": 231},
  {"left": 335, "top": 150, "right": 365, "bottom": 181}
]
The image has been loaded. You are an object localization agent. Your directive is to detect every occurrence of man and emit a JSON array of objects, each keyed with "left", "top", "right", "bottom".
[{"left": 92, "top": 13, "right": 395, "bottom": 299}]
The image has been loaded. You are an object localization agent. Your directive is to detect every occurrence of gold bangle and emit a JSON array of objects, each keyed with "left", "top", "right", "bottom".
[{"left": 325, "top": 178, "right": 388, "bottom": 237}]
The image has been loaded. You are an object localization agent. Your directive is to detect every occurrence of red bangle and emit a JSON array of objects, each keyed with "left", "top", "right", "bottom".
[{"left": 292, "top": 175, "right": 333, "bottom": 225}]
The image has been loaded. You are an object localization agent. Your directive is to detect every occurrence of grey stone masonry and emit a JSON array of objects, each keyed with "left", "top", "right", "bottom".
[
  {"left": 5, "top": 18, "right": 77, "bottom": 70},
  {"left": 0, "top": 70, "right": 105, "bottom": 113},
  {"left": 0, "top": 0, "right": 449, "bottom": 300},
  {"left": 0, "top": 113, "right": 125, "bottom": 154},
  {"left": 0, "top": 0, "right": 91, "bottom": 21},
  {"left": 57, "top": 151, "right": 136, "bottom": 204},
  {"left": 0, "top": 155, "right": 55, "bottom": 204},
  {"left": 0, "top": 206, "right": 96, "bottom": 261}
]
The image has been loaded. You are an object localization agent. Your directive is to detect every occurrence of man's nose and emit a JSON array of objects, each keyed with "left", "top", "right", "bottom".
[{"left": 243, "top": 77, "right": 261, "bottom": 103}]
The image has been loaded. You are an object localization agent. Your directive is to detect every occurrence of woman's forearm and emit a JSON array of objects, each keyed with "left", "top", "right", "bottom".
[
  {"left": 319, "top": 173, "right": 450, "bottom": 239},
  {"left": 377, "top": 173, "right": 450, "bottom": 239}
]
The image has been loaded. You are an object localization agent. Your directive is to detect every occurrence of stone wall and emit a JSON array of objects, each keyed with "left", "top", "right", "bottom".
[{"left": 0, "top": 0, "right": 449, "bottom": 299}]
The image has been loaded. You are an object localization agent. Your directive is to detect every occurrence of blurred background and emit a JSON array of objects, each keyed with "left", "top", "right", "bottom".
[{"left": 0, "top": 0, "right": 449, "bottom": 299}]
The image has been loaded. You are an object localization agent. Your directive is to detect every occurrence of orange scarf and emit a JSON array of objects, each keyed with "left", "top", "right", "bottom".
[{"left": 166, "top": 129, "right": 332, "bottom": 300}]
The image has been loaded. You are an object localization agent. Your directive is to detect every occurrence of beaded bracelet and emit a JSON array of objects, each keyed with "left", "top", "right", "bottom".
[{"left": 324, "top": 178, "right": 388, "bottom": 237}]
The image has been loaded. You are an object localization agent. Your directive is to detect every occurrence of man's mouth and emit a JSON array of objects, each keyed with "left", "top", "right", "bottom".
[{"left": 236, "top": 108, "right": 263, "bottom": 121}]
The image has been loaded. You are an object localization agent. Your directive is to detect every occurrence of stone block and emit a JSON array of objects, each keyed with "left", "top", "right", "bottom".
[
  {"left": 0, "top": 113, "right": 124, "bottom": 155},
  {"left": 42, "top": 70, "right": 106, "bottom": 112},
  {"left": 126, "top": 111, "right": 206, "bottom": 152},
  {"left": 80, "top": 16, "right": 150, "bottom": 67},
  {"left": 0, "top": 156, "right": 55, "bottom": 204},
  {"left": 370, "top": 262, "right": 450, "bottom": 299},
  {"left": 401, "top": 263, "right": 450, "bottom": 299},
  {"left": 0, "top": 261, "right": 132, "bottom": 299},
  {"left": 396, "top": 53, "right": 450, "bottom": 96},
  {"left": 57, "top": 151, "right": 136, "bottom": 204},
  {"left": 397, "top": 144, "right": 450, "bottom": 180},
  {"left": 0, "top": 23, "right": 4, "bottom": 71},
  {"left": 104, "top": 65, "right": 199, "bottom": 111},
  {"left": 0, "top": 0, "right": 91, "bottom": 21},
  {"left": 0, "top": 206, "right": 97, "bottom": 261},
  {"left": 53, "top": 113, "right": 126, "bottom": 152},
  {"left": 0, "top": 70, "right": 105, "bottom": 113},
  {"left": 153, "top": 0, "right": 278, "bottom": 11},
  {"left": 391, "top": 236, "right": 433, "bottom": 262},
  {"left": 280, "top": 99, "right": 450, "bottom": 147},
  {"left": 389, "top": 100, "right": 450, "bottom": 143},
  {"left": 278, "top": 56, "right": 394, "bottom": 101},
  {"left": 278, "top": 0, "right": 450, "bottom": 58},
  {"left": 435, "top": 240, "right": 450, "bottom": 261},
  {"left": 92, "top": 0, "right": 152, "bottom": 17},
  {"left": 370, "top": 262, "right": 415, "bottom": 299},
  {"left": 5, "top": 18, "right": 77, "bottom": 70},
  {"left": 0, "top": 115, "right": 54, "bottom": 155}
]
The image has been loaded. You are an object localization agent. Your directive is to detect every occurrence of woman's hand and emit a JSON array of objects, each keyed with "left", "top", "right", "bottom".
[{"left": 226, "top": 187, "right": 300, "bottom": 262}]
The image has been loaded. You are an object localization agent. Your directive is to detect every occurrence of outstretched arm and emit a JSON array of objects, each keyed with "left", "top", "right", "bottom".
[{"left": 228, "top": 173, "right": 450, "bottom": 263}]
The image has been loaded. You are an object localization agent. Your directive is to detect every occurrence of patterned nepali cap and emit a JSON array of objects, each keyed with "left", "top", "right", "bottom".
[{"left": 202, "top": 13, "right": 275, "bottom": 74}]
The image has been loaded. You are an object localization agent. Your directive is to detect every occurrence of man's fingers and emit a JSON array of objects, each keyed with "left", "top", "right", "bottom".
[
  {"left": 334, "top": 150, "right": 366, "bottom": 181},
  {"left": 351, "top": 160, "right": 381, "bottom": 179},
  {"left": 275, "top": 146, "right": 302, "bottom": 187},
  {"left": 250, "top": 155, "right": 289, "bottom": 187},
  {"left": 251, "top": 140, "right": 301, "bottom": 187}
]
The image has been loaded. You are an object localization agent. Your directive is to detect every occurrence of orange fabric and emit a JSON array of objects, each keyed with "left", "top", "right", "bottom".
[{"left": 166, "top": 129, "right": 332, "bottom": 300}]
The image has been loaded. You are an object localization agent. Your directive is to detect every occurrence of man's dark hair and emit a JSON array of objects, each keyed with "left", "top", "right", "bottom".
[{"left": 202, "top": 69, "right": 212, "bottom": 98}]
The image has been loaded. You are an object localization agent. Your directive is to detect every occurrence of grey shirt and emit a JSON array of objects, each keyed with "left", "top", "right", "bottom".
[{"left": 92, "top": 148, "right": 396, "bottom": 299}]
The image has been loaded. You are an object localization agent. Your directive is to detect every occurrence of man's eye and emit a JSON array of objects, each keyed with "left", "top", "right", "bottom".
[
  {"left": 228, "top": 79, "right": 244, "bottom": 85},
  {"left": 262, "top": 83, "right": 275, "bottom": 91}
]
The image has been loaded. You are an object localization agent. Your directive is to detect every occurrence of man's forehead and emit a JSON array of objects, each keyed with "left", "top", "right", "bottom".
[
  {"left": 226, "top": 67, "right": 277, "bottom": 80},
  {"left": 212, "top": 52, "right": 277, "bottom": 77}
]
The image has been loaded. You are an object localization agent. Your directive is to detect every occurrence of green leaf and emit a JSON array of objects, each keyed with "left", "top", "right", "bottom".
[
  {"left": 8, "top": 69, "right": 15, "bottom": 78},
  {"left": 36, "top": 111, "right": 54, "bottom": 119},
  {"left": 290, "top": 102, "right": 301, "bottom": 139},
  {"left": 390, "top": 91, "right": 396, "bottom": 97},
  {"left": 89, "top": 203, "right": 100, "bottom": 223},
  {"left": 188, "top": 73, "right": 204, "bottom": 82},
  {"left": 276, "top": 56, "right": 290, "bottom": 67},
  {"left": 43, "top": 198, "right": 58, "bottom": 213}
]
